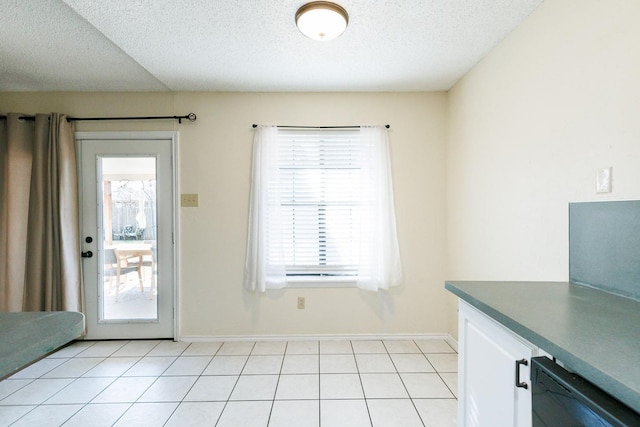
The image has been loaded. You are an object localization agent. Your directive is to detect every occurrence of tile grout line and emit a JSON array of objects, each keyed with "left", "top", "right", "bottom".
[
  {"left": 350, "top": 340, "right": 374, "bottom": 427},
  {"left": 6, "top": 340, "right": 125, "bottom": 427},
  {"left": 160, "top": 341, "right": 216, "bottom": 427},
  {"left": 388, "top": 340, "right": 427, "bottom": 427},
  {"left": 423, "top": 349, "right": 459, "bottom": 399},
  {"left": 71, "top": 340, "right": 138, "bottom": 427},
  {"left": 265, "top": 341, "right": 288, "bottom": 426},
  {"left": 91, "top": 340, "right": 183, "bottom": 426},
  {"left": 214, "top": 341, "right": 256, "bottom": 427},
  {"left": 434, "top": 369, "right": 458, "bottom": 400},
  {"left": 99, "top": 339, "right": 166, "bottom": 427},
  {"left": 317, "top": 340, "right": 322, "bottom": 427}
]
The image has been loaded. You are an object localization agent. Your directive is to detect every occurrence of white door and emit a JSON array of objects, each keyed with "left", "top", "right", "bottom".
[{"left": 78, "top": 133, "right": 177, "bottom": 339}]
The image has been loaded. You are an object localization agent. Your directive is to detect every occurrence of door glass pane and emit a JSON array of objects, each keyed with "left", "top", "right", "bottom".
[{"left": 100, "top": 157, "right": 157, "bottom": 321}]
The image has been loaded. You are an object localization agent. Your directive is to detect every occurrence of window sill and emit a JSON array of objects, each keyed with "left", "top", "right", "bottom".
[{"left": 286, "top": 276, "right": 357, "bottom": 288}]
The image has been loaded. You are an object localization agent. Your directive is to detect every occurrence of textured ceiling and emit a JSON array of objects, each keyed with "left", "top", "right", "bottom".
[{"left": 0, "top": 0, "right": 543, "bottom": 92}]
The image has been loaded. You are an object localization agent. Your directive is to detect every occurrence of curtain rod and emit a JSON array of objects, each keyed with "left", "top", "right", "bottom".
[
  {"left": 1, "top": 113, "right": 197, "bottom": 124},
  {"left": 252, "top": 124, "right": 390, "bottom": 129}
]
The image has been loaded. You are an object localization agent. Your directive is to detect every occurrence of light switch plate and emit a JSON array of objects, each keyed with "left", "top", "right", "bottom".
[
  {"left": 181, "top": 193, "right": 199, "bottom": 207},
  {"left": 596, "top": 167, "right": 612, "bottom": 193}
]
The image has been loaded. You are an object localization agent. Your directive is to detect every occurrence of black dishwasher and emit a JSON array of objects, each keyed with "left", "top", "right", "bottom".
[{"left": 531, "top": 356, "right": 640, "bottom": 426}]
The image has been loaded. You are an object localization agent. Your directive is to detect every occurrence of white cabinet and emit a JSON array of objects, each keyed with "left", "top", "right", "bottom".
[{"left": 458, "top": 300, "right": 544, "bottom": 427}]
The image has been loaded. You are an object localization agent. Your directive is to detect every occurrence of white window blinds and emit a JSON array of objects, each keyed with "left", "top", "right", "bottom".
[
  {"left": 245, "top": 125, "right": 402, "bottom": 292},
  {"left": 276, "top": 129, "right": 362, "bottom": 277}
]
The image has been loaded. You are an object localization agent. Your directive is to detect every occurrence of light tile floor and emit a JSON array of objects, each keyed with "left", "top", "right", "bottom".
[{"left": 0, "top": 339, "right": 457, "bottom": 426}]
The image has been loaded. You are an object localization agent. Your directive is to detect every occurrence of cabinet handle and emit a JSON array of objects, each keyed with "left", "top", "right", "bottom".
[{"left": 515, "top": 359, "right": 528, "bottom": 389}]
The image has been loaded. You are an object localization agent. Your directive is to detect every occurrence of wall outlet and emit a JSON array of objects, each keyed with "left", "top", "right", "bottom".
[
  {"left": 297, "top": 297, "right": 305, "bottom": 309},
  {"left": 181, "top": 193, "right": 199, "bottom": 207}
]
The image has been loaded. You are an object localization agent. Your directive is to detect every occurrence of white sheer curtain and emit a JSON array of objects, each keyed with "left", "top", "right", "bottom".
[
  {"left": 356, "top": 126, "right": 402, "bottom": 291},
  {"left": 244, "top": 125, "right": 402, "bottom": 292},
  {"left": 244, "top": 126, "right": 287, "bottom": 292}
]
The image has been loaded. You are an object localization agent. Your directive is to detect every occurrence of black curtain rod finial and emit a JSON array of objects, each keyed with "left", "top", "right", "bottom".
[{"left": 178, "top": 113, "right": 197, "bottom": 124}]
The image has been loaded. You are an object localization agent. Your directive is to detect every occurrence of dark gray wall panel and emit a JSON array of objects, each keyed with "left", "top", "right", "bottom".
[{"left": 569, "top": 200, "right": 640, "bottom": 300}]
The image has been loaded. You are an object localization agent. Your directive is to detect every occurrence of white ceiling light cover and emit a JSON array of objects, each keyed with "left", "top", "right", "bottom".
[{"left": 296, "top": 2, "right": 349, "bottom": 41}]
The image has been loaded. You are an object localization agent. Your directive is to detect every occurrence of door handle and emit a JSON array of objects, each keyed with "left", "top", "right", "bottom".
[
  {"left": 515, "top": 359, "right": 528, "bottom": 389},
  {"left": 81, "top": 251, "right": 93, "bottom": 258}
]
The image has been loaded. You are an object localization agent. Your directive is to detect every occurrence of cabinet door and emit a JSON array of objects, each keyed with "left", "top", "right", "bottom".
[{"left": 458, "top": 300, "right": 535, "bottom": 427}]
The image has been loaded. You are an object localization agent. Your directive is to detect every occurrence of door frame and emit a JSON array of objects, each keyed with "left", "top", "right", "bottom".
[{"left": 76, "top": 131, "right": 180, "bottom": 340}]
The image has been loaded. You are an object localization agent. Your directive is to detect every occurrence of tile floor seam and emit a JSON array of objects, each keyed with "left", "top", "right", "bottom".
[
  {"left": 153, "top": 355, "right": 177, "bottom": 377},
  {"left": 424, "top": 354, "right": 437, "bottom": 372},
  {"left": 317, "top": 343, "right": 322, "bottom": 427},
  {"left": 108, "top": 402, "right": 134, "bottom": 427},
  {"left": 403, "top": 341, "right": 428, "bottom": 427},
  {"left": 0, "top": 379, "right": 34, "bottom": 400},
  {"left": 134, "top": 340, "right": 158, "bottom": 358},
  {"left": 436, "top": 371, "right": 457, "bottom": 399},
  {"left": 125, "top": 374, "right": 162, "bottom": 410},
  {"left": 160, "top": 402, "right": 178, "bottom": 427},
  {"left": 213, "top": 345, "right": 253, "bottom": 427},
  {"left": 265, "top": 341, "right": 289, "bottom": 425},
  {"left": 350, "top": 340, "right": 375, "bottom": 427},
  {"left": 60, "top": 402, "right": 85, "bottom": 426}
]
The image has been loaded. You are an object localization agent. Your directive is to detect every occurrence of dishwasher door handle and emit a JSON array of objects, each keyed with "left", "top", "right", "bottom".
[{"left": 515, "top": 359, "right": 529, "bottom": 389}]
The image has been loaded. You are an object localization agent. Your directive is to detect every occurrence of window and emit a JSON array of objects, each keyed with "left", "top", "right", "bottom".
[
  {"left": 277, "top": 128, "right": 361, "bottom": 280},
  {"left": 245, "top": 125, "right": 401, "bottom": 292}
]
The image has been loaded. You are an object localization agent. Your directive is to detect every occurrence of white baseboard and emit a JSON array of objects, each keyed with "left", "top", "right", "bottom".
[{"left": 180, "top": 333, "right": 458, "bottom": 350}]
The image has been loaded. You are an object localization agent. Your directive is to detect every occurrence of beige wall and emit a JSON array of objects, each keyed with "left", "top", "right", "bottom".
[
  {"left": 0, "top": 92, "right": 449, "bottom": 338},
  {"left": 175, "top": 93, "right": 449, "bottom": 338},
  {"left": 446, "top": 0, "right": 640, "bottom": 334}
]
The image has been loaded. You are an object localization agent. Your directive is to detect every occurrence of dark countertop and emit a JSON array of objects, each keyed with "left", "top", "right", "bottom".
[
  {"left": 0, "top": 311, "right": 85, "bottom": 379},
  {"left": 445, "top": 281, "right": 640, "bottom": 414}
]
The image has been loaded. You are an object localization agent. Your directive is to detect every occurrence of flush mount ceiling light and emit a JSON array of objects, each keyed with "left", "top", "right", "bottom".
[{"left": 295, "top": 1, "right": 349, "bottom": 41}]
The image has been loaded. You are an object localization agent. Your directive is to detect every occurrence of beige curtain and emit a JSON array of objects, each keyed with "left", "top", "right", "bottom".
[{"left": 0, "top": 113, "right": 83, "bottom": 312}]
